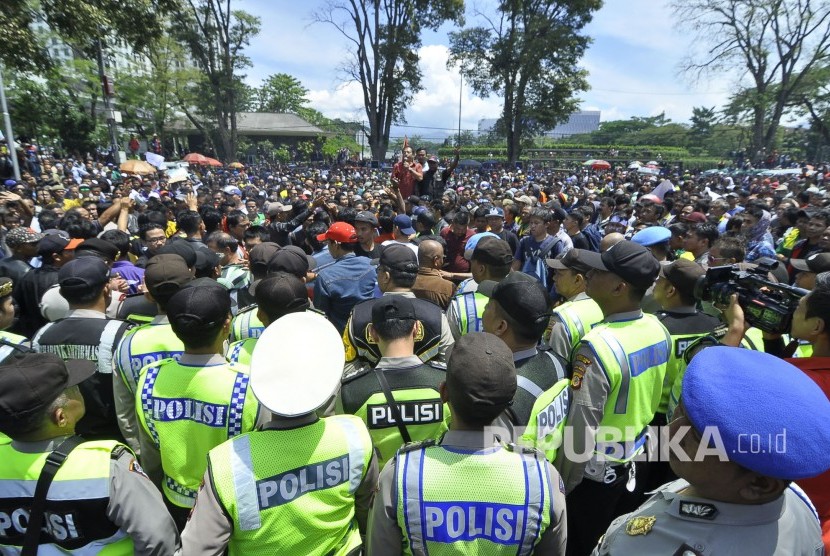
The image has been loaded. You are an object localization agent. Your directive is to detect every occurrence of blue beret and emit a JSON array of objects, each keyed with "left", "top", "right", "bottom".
[
  {"left": 683, "top": 347, "right": 830, "bottom": 479},
  {"left": 463, "top": 232, "right": 499, "bottom": 260},
  {"left": 631, "top": 226, "right": 672, "bottom": 246}
]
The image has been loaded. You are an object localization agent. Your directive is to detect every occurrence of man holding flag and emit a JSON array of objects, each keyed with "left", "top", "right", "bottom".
[{"left": 391, "top": 137, "right": 423, "bottom": 199}]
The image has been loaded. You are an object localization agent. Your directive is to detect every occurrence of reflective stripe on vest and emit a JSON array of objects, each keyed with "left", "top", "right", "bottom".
[
  {"left": 399, "top": 447, "right": 548, "bottom": 555},
  {"left": 517, "top": 375, "right": 544, "bottom": 398},
  {"left": 97, "top": 320, "right": 124, "bottom": 375},
  {"left": 596, "top": 329, "right": 632, "bottom": 415}
]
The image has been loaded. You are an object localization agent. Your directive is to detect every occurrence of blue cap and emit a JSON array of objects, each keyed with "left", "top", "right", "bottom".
[
  {"left": 486, "top": 207, "right": 505, "bottom": 218},
  {"left": 393, "top": 214, "right": 416, "bottom": 235},
  {"left": 412, "top": 206, "right": 427, "bottom": 216},
  {"left": 4, "top": 179, "right": 17, "bottom": 189},
  {"left": 631, "top": 226, "right": 671, "bottom": 247},
  {"left": 682, "top": 347, "right": 830, "bottom": 480},
  {"left": 463, "top": 231, "right": 499, "bottom": 260}
]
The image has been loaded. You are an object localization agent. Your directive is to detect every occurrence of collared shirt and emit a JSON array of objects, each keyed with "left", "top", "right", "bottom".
[
  {"left": 593, "top": 479, "right": 823, "bottom": 555},
  {"left": 314, "top": 253, "right": 377, "bottom": 334},
  {"left": 412, "top": 267, "right": 456, "bottom": 310},
  {"left": 367, "top": 429, "right": 568, "bottom": 555}
]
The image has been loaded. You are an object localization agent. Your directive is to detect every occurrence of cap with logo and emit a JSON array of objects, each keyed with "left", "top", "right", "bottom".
[
  {"left": 485, "top": 207, "right": 505, "bottom": 219},
  {"left": 478, "top": 271, "right": 551, "bottom": 338},
  {"left": 577, "top": 240, "right": 660, "bottom": 290},
  {"left": 250, "top": 312, "right": 344, "bottom": 416},
  {"left": 354, "top": 211, "right": 379, "bottom": 226},
  {"left": 316, "top": 222, "right": 358, "bottom": 244},
  {"left": 37, "top": 231, "right": 83, "bottom": 256},
  {"left": 791, "top": 252, "right": 830, "bottom": 274}
]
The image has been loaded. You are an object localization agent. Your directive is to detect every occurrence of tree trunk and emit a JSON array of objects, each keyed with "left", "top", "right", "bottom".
[{"left": 751, "top": 104, "right": 766, "bottom": 163}]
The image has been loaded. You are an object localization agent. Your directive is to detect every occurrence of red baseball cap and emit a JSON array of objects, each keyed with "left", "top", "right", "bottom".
[
  {"left": 317, "top": 221, "right": 358, "bottom": 243},
  {"left": 681, "top": 212, "right": 707, "bottom": 224}
]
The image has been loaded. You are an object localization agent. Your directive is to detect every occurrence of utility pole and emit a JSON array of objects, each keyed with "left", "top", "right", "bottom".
[
  {"left": 361, "top": 120, "right": 365, "bottom": 161},
  {"left": 96, "top": 39, "right": 121, "bottom": 164},
  {"left": 0, "top": 66, "right": 21, "bottom": 180}
]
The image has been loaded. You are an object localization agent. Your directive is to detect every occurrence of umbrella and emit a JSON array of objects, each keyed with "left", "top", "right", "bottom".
[
  {"left": 457, "top": 159, "right": 482, "bottom": 169},
  {"left": 584, "top": 159, "right": 611, "bottom": 170},
  {"left": 228, "top": 162, "right": 245, "bottom": 169},
  {"left": 204, "top": 157, "right": 223, "bottom": 167},
  {"left": 628, "top": 161, "right": 642, "bottom": 169},
  {"left": 119, "top": 160, "right": 157, "bottom": 175},
  {"left": 647, "top": 160, "right": 660, "bottom": 166},
  {"left": 183, "top": 153, "right": 208, "bottom": 164}
]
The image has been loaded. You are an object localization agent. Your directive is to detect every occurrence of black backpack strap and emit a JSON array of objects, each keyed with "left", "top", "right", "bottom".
[
  {"left": 22, "top": 435, "right": 85, "bottom": 556},
  {"left": 372, "top": 367, "right": 412, "bottom": 444}
]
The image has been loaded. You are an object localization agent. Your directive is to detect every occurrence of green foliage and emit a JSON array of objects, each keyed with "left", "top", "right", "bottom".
[
  {"left": 0, "top": 0, "right": 183, "bottom": 72},
  {"left": 314, "top": 0, "right": 464, "bottom": 161},
  {"left": 254, "top": 73, "right": 309, "bottom": 113},
  {"left": 448, "top": 0, "right": 602, "bottom": 163}
]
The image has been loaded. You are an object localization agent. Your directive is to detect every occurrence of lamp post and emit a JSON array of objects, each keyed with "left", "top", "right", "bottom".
[{"left": 0, "top": 66, "right": 21, "bottom": 180}]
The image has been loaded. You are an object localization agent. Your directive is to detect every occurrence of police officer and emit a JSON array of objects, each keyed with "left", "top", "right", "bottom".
[
  {"left": 0, "top": 353, "right": 179, "bottom": 554},
  {"left": 0, "top": 278, "right": 29, "bottom": 363},
  {"left": 228, "top": 242, "right": 281, "bottom": 342},
  {"left": 337, "top": 295, "right": 447, "bottom": 468},
  {"left": 113, "top": 254, "right": 193, "bottom": 454},
  {"left": 226, "top": 272, "right": 311, "bottom": 366},
  {"left": 545, "top": 250, "right": 604, "bottom": 361},
  {"left": 593, "top": 347, "right": 830, "bottom": 555},
  {"left": 479, "top": 271, "right": 568, "bottom": 440},
  {"left": 181, "top": 312, "right": 378, "bottom": 555},
  {"left": 367, "top": 332, "right": 567, "bottom": 554},
  {"left": 557, "top": 241, "right": 671, "bottom": 556},
  {"left": 134, "top": 280, "right": 263, "bottom": 529},
  {"left": 343, "top": 244, "right": 454, "bottom": 376},
  {"left": 447, "top": 236, "right": 513, "bottom": 339},
  {"left": 31, "top": 257, "right": 133, "bottom": 442}
]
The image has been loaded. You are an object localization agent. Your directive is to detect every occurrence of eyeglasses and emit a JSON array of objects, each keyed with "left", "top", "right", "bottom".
[{"left": 146, "top": 236, "right": 167, "bottom": 244}]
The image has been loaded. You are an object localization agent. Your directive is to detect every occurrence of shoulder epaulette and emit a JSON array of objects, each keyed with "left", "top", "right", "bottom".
[
  {"left": 341, "top": 365, "right": 372, "bottom": 384},
  {"left": 397, "top": 439, "right": 436, "bottom": 455},
  {"left": 427, "top": 360, "right": 447, "bottom": 371},
  {"left": 505, "top": 442, "right": 546, "bottom": 460},
  {"left": 237, "top": 303, "right": 258, "bottom": 315}
]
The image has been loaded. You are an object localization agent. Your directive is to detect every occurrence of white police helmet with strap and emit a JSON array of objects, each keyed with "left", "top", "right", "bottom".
[{"left": 250, "top": 311, "right": 344, "bottom": 417}]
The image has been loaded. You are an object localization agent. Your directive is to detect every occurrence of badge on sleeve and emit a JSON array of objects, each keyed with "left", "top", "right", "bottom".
[
  {"left": 679, "top": 501, "right": 718, "bottom": 520},
  {"left": 625, "top": 516, "right": 656, "bottom": 536},
  {"left": 128, "top": 458, "right": 149, "bottom": 479}
]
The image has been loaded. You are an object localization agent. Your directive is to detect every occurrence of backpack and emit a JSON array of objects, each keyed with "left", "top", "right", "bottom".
[
  {"left": 520, "top": 235, "right": 562, "bottom": 288},
  {"left": 582, "top": 223, "right": 602, "bottom": 252}
]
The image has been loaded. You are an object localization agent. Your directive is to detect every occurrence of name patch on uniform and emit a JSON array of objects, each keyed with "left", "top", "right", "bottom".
[
  {"left": 151, "top": 397, "right": 228, "bottom": 427},
  {"left": 130, "top": 352, "right": 182, "bottom": 374},
  {"left": 678, "top": 501, "right": 718, "bottom": 520},
  {"left": 423, "top": 501, "right": 527, "bottom": 545},
  {"left": 0, "top": 509, "right": 82, "bottom": 541},
  {"left": 674, "top": 338, "right": 695, "bottom": 358},
  {"left": 627, "top": 342, "right": 669, "bottom": 377},
  {"left": 256, "top": 455, "right": 349, "bottom": 510},
  {"left": 536, "top": 390, "right": 570, "bottom": 441},
  {"left": 366, "top": 400, "right": 443, "bottom": 428}
]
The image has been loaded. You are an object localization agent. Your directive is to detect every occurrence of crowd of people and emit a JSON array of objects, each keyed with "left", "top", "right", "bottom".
[{"left": 0, "top": 142, "right": 828, "bottom": 555}]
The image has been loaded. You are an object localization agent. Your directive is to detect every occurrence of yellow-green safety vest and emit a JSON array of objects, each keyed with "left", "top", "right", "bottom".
[
  {"left": 521, "top": 379, "right": 570, "bottom": 462},
  {"left": 208, "top": 415, "right": 373, "bottom": 555},
  {"left": 395, "top": 441, "right": 555, "bottom": 555},
  {"left": 135, "top": 357, "right": 259, "bottom": 508},
  {"left": 546, "top": 297, "right": 603, "bottom": 355},
  {"left": 0, "top": 439, "right": 134, "bottom": 554},
  {"left": 450, "top": 291, "right": 488, "bottom": 336}
]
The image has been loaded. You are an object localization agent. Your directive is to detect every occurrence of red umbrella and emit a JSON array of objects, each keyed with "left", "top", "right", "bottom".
[
  {"left": 183, "top": 153, "right": 208, "bottom": 164},
  {"left": 591, "top": 160, "right": 611, "bottom": 170},
  {"left": 204, "top": 157, "right": 223, "bottom": 167}
]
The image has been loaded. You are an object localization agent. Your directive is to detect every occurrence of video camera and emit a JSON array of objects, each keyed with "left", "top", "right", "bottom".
[{"left": 694, "top": 260, "right": 807, "bottom": 334}]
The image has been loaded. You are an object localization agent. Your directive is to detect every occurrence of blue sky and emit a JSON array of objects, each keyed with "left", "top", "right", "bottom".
[{"left": 241, "top": 0, "right": 735, "bottom": 141}]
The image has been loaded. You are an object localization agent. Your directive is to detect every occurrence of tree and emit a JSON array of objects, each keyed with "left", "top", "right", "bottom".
[
  {"left": 255, "top": 73, "right": 310, "bottom": 113},
  {"left": 689, "top": 106, "right": 717, "bottom": 145},
  {"left": 170, "top": 1, "right": 260, "bottom": 161},
  {"left": 449, "top": 0, "right": 601, "bottom": 163},
  {"left": 672, "top": 0, "right": 830, "bottom": 160},
  {"left": 0, "top": 0, "right": 182, "bottom": 72},
  {"left": 786, "top": 64, "right": 830, "bottom": 147},
  {"left": 313, "top": 0, "right": 464, "bottom": 162}
]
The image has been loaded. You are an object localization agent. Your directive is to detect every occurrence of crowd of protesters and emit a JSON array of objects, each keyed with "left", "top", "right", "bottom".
[{"left": 0, "top": 137, "right": 829, "bottom": 555}]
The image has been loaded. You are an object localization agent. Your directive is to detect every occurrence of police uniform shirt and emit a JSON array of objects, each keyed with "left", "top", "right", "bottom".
[
  {"left": 367, "top": 430, "right": 568, "bottom": 555},
  {"left": 343, "top": 292, "right": 454, "bottom": 377},
  {"left": 179, "top": 414, "right": 379, "bottom": 556},
  {"left": 556, "top": 309, "right": 669, "bottom": 493},
  {"left": 2, "top": 436, "right": 180, "bottom": 554},
  {"left": 592, "top": 479, "right": 823, "bottom": 555}
]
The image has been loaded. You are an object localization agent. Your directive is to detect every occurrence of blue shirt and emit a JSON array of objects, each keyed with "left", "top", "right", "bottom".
[{"left": 313, "top": 253, "right": 377, "bottom": 334}]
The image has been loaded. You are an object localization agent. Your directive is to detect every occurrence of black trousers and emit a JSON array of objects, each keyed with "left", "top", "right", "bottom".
[{"left": 566, "top": 463, "right": 634, "bottom": 556}]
